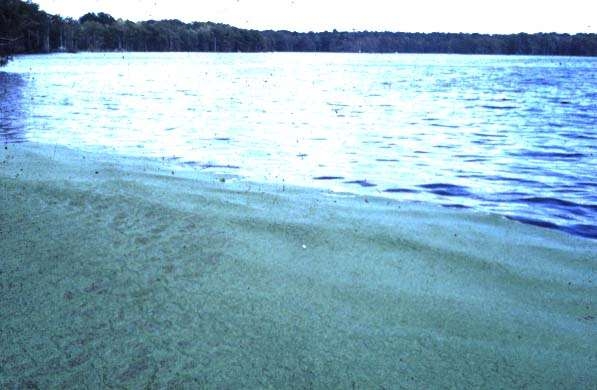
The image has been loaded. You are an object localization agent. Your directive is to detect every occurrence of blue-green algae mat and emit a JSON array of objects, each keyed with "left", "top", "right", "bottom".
[{"left": 1, "top": 144, "right": 595, "bottom": 388}]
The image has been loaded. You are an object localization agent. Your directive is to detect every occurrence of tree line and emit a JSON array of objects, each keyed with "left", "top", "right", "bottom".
[{"left": 2, "top": 0, "right": 597, "bottom": 64}]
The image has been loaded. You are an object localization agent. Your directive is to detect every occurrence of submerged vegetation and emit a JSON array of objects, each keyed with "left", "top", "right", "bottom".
[{"left": 1, "top": 0, "right": 597, "bottom": 65}]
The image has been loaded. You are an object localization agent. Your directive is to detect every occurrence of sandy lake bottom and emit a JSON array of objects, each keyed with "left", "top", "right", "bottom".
[{"left": 1, "top": 143, "right": 595, "bottom": 388}]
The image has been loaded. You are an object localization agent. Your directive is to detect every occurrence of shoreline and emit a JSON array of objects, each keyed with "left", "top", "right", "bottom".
[
  {"left": 1, "top": 142, "right": 596, "bottom": 387},
  {"left": 6, "top": 51, "right": 597, "bottom": 60},
  {"left": 4, "top": 53, "right": 596, "bottom": 241}
]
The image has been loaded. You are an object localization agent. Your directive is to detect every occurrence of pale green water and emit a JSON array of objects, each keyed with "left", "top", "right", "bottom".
[{"left": 1, "top": 143, "right": 596, "bottom": 388}]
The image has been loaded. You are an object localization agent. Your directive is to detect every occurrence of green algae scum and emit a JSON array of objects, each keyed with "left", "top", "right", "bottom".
[{"left": 1, "top": 143, "right": 596, "bottom": 388}]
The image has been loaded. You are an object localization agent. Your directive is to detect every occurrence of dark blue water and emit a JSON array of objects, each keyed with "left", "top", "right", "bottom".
[
  {"left": 1, "top": 53, "right": 596, "bottom": 238},
  {"left": 0, "top": 72, "right": 27, "bottom": 143}
]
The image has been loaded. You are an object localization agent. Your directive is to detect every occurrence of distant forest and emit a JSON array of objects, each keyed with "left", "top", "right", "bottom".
[{"left": 2, "top": 0, "right": 597, "bottom": 65}]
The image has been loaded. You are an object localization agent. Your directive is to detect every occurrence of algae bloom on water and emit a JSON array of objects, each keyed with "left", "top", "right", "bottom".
[{"left": 1, "top": 143, "right": 595, "bottom": 388}]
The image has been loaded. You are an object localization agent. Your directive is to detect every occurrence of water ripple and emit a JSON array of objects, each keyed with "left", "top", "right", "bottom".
[
  {"left": 418, "top": 183, "right": 472, "bottom": 197},
  {"left": 313, "top": 176, "right": 345, "bottom": 181},
  {"left": 345, "top": 180, "right": 377, "bottom": 188},
  {"left": 2, "top": 53, "right": 596, "bottom": 239}
]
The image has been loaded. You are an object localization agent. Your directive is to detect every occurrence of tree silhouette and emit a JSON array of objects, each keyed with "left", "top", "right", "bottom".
[{"left": 2, "top": 0, "right": 597, "bottom": 66}]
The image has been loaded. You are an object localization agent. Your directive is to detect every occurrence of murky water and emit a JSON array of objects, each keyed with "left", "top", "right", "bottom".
[{"left": 1, "top": 52, "right": 596, "bottom": 238}]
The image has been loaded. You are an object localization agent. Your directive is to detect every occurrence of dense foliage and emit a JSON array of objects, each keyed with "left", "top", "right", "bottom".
[
  {"left": 1, "top": 0, "right": 51, "bottom": 56},
  {"left": 2, "top": 0, "right": 597, "bottom": 64}
]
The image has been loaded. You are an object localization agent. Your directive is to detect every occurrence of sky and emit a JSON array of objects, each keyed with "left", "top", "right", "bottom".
[{"left": 33, "top": 0, "right": 596, "bottom": 34}]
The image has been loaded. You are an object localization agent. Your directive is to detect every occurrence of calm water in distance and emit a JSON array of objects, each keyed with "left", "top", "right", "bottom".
[{"left": 1, "top": 52, "right": 596, "bottom": 238}]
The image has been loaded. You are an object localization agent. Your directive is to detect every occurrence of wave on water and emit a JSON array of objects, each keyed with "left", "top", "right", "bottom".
[
  {"left": 2, "top": 53, "right": 596, "bottom": 240},
  {"left": 384, "top": 188, "right": 420, "bottom": 194},
  {"left": 0, "top": 72, "right": 27, "bottom": 144},
  {"left": 345, "top": 180, "right": 377, "bottom": 188},
  {"left": 417, "top": 183, "right": 472, "bottom": 197},
  {"left": 506, "top": 216, "right": 597, "bottom": 239},
  {"left": 479, "top": 105, "right": 518, "bottom": 110},
  {"left": 512, "top": 150, "right": 588, "bottom": 160},
  {"left": 313, "top": 176, "right": 346, "bottom": 181}
]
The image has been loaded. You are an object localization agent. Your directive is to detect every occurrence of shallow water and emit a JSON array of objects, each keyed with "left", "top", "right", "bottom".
[{"left": 1, "top": 52, "right": 596, "bottom": 237}]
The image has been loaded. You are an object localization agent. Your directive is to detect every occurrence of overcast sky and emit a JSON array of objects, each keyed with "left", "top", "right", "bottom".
[{"left": 34, "top": 0, "right": 596, "bottom": 34}]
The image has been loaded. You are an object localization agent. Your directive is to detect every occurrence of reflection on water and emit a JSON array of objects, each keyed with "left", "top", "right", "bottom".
[
  {"left": 0, "top": 72, "right": 27, "bottom": 143},
  {"left": 1, "top": 53, "right": 596, "bottom": 238}
]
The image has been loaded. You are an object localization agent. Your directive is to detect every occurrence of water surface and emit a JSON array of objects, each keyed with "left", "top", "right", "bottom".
[{"left": 2, "top": 52, "right": 596, "bottom": 238}]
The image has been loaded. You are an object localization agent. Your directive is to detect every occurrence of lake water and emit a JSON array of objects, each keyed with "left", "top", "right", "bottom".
[{"left": 1, "top": 52, "right": 596, "bottom": 238}]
